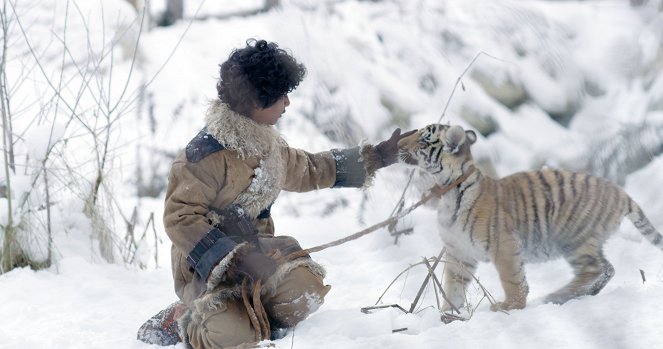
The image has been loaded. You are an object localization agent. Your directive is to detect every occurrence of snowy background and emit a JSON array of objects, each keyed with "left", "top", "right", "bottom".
[{"left": 1, "top": 0, "right": 663, "bottom": 348}]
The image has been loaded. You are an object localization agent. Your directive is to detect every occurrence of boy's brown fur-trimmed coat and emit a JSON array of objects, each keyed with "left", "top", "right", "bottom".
[{"left": 164, "top": 101, "right": 378, "bottom": 314}]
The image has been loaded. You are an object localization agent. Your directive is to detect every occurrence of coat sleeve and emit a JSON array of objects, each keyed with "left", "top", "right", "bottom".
[
  {"left": 163, "top": 152, "right": 242, "bottom": 285},
  {"left": 281, "top": 146, "right": 371, "bottom": 191}
]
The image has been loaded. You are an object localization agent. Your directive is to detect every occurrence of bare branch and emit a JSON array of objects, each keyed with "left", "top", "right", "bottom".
[{"left": 409, "top": 248, "right": 446, "bottom": 313}]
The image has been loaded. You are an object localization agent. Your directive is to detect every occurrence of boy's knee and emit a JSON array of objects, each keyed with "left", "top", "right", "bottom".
[{"left": 265, "top": 266, "right": 331, "bottom": 328}]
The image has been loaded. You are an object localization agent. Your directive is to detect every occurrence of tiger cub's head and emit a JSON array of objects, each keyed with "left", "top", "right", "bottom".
[{"left": 397, "top": 124, "right": 477, "bottom": 174}]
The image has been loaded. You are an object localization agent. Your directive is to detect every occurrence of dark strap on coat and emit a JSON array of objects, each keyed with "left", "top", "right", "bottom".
[
  {"left": 187, "top": 228, "right": 238, "bottom": 280},
  {"left": 186, "top": 128, "right": 226, "bottom": 163}
]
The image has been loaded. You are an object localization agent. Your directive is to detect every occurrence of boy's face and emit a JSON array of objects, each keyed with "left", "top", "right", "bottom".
[{"left": 249, "top": 95, "right": 290, "bottom": 125}]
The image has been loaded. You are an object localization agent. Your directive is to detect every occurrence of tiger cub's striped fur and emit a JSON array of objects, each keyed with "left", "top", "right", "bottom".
[{"left": 398, "top": 124, "right": 663, "bottom": 312}]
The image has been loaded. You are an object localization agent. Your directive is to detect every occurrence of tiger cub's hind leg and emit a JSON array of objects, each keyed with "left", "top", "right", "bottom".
[
  {"left": 545, "top": 246, "right": 615, "bottom": 305},
  {"left": 441, "top": 251, "right": 477, "bottom": 313}
]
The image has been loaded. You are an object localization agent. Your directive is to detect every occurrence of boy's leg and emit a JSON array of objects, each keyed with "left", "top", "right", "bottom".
[{"left": 186, "top": 266, "right": 330, "bottom": 349}]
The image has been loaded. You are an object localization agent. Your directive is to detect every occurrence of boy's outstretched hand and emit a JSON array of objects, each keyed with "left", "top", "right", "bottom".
[{"left": 375, "top": 128, "right": 417, "bottom": 166}]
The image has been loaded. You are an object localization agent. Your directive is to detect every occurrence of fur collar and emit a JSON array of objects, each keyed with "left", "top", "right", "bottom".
[
  {"left": 205, "top": 100, "right": 286, "bottom": 158},
  {"left": 204, "top": 100, "right": 287, "bottom": 218}
]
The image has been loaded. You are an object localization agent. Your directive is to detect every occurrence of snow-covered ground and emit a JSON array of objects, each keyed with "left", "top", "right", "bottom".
[
  {"left": 2, "top": 0, "right": 663, "bottom": 348},
  {"left": 2, "top": 194, "right": 663, "bottom": 348}
]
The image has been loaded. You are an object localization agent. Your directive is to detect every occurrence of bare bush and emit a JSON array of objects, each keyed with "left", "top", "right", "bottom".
[{"left": 0, "top": 0, "right": 149, "bottom": 272}]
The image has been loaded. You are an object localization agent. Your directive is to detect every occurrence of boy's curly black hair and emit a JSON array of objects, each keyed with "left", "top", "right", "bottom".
[{"left": 216, "top": 39, "right": 307, "bottom": 117}]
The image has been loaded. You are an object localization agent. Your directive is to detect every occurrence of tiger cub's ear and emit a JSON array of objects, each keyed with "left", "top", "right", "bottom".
[
  {"left": 446, "top": 125, "right": 468, "bottom": 153},
  {"left": 465, "top": 130, "right": 477, "bottom": 145}
]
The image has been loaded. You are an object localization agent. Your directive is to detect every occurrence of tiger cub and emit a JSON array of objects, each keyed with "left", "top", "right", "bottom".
[{"left": 397, "top": 124, "right": 663, "bottom": 312}]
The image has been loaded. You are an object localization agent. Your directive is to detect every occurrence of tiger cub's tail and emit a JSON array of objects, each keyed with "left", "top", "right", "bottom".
[{"left": 627, "top": 199, "right": 663, "bottom": 250}]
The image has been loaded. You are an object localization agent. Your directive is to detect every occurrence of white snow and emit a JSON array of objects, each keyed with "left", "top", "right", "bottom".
[{"left": 1, "top": 0, "right": 663, "bottom": 348}]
